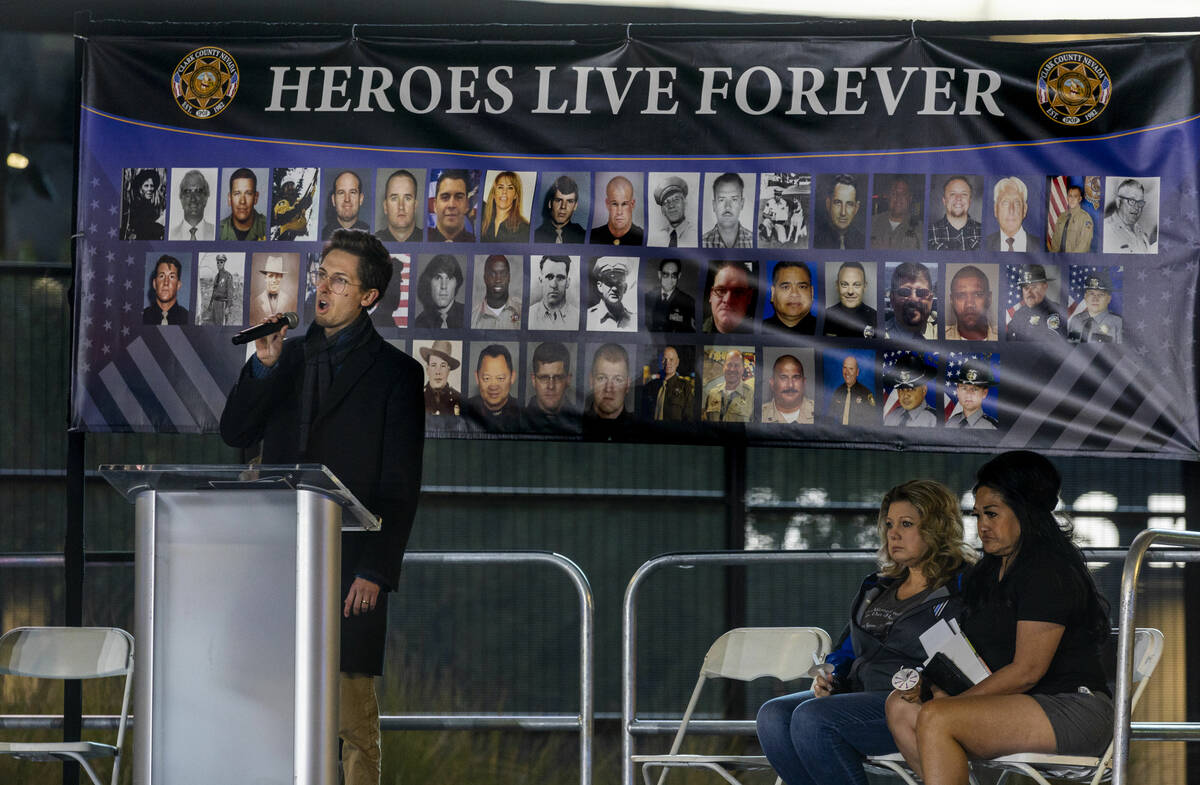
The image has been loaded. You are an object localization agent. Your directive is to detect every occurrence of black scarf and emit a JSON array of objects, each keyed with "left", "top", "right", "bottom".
[{"left": 298, "top": 311, "right": 374, "bottom": 454}]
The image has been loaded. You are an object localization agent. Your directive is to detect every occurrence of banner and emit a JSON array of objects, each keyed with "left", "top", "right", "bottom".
[{"left": 71, "top": 24, "right": 1200, "bottom": 457}]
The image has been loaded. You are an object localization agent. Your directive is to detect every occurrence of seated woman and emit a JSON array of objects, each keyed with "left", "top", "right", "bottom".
[
  {"left": 885, "top": 450, "right": 1112, "bottom": 785},
  {"left": 481, "top": 171, "right": 531, "bottom": 243},
  {"left": 756, "top": 480, "right": 974, "bottom": 785}
]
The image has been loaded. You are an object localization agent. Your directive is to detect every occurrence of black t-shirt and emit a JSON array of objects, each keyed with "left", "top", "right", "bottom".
[{"left": 960, "top": 548, "right": 1109, "bottom": 696}]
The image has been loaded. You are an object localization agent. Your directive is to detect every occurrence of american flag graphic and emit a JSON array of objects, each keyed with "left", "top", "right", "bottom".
[
  {"left": 391, "top": 255, "right": 411, "bottom": 328},
  {"left": 1004, "top": 264, "right": 1027, "bottom": 325},
  {"left": 1046, "top": 175, "right": 1069, "bottom": 244}
]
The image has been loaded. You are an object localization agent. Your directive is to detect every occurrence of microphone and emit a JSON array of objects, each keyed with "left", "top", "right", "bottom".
[{"left": 231, "top": 312, "right": 299, "bottom": 345}]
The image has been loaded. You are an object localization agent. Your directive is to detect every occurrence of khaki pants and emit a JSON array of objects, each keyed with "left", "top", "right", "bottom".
[{"left": 340, "top": 673, "right": 381, "bottom": 785}]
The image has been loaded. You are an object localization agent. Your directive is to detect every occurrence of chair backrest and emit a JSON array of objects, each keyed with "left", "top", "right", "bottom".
[
  {"left": 1077, "top": 628, "right": 1164, "bottom": 785},
  {"left": 0, "top": 627, "right": 133, "bottom": 680},
  {"left": 701, "top": 627, "right": 833, "bottom": 683},
  {"left": 1099, "top": 627, "right": 1164, "bottom": 697}
]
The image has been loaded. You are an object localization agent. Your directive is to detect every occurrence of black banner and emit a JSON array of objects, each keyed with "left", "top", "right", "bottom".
[{"left": 71, "top": 25, "right": 1200, "bottom": 457}]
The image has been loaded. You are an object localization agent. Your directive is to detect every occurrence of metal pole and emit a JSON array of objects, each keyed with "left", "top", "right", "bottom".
[
  {"left": 723, "top": 443, "right": 748, "bottom": 721},
  {"left": 294, "top": 491, "right": 342, "bottom": 785},
  {"left": 1112, "top": 529, "right": 1200, "bottom": 785},
  {"left": 63, "top": 430, "right": 85, "bottom": 785}
]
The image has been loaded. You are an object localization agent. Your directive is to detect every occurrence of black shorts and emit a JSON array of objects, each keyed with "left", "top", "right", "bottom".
[{"left": 1032, "top": 689, "right": 1114, "bottom": 757}]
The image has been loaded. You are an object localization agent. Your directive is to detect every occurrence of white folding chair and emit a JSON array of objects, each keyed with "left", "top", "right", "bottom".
[
  {"left": 866, "top": 627, "right": 1165, "bottom": 785},
  {"left": 631, "top": 626, "right": 833, "bottom": 785},
  {"left": 0, "top": 626, "right": 134, "bottom": 785}
]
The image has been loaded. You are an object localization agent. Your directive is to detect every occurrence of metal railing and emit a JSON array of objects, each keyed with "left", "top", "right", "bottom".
[
  {"left": 1112, "top": 529, "right": 1200, "bottom": 785},
  {"left": 622, "top": 545, "right": 1200, "bottom": 785},
  {"left": 392, "top": 551, "right": 595, "bottom": 785},
  {"left": 0, "top": 549, "right": 596, "bottom": 785}
]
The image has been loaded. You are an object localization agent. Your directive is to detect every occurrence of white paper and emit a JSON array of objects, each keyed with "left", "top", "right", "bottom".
[{"left": 919, "top": 618, "right": 991, "bottom": 684}]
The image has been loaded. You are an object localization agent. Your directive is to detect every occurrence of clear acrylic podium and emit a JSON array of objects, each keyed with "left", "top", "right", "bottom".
[{"left": 101, "top": 464, "right": 380, "bottom": 785}]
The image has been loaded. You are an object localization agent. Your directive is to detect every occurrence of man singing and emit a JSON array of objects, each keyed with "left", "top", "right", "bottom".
[{"left": 221, "top": 230, "right": 424, "bottom": 785}]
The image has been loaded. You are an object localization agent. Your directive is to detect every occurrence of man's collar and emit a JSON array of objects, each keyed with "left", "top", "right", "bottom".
[{"left": 599, "top": 304, "right": 628, "bottom": 322}]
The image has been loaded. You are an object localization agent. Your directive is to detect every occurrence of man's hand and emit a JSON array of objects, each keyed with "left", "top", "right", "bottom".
[
  {"left": 254, "top": 313, "right": 288, "bottom": 367},
  {"left": 813, "top": 671, "right": 835, "bottom": 698},
  {"left": 344, "top": 576, "right": 381, "bottom": 618}
]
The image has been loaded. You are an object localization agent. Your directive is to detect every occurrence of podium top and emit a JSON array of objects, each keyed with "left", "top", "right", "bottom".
[{"left": 98, "top": 464, "right": 381, "bottom": 531}]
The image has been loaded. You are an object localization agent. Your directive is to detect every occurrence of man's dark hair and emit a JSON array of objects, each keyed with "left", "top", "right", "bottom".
[
  {"left": 826, "top": 174, "right": 859, "bottom": 200},
  {"left": 890, "top": 262, "right": 932, "bottom": 292},
  {"left": 147, "top": 254, "right": 183, "bottom": 302},
  {"left": 772, "top": 261, "right": 810, "bottom": 286},
  {"left": 385, "top": 169, "right": 418, "bottom": 192},
  {"left": 153, "top": 254, "right": 182, "bottom": 278},
  {"left": 417, "top": 254, "right": 464, "bottom": 310},
  {"left": 485, "top": 254, "right": 511, "bottom": 273},
  {"left": 711, "top": 172, "right": 744, "bottom": 196},
  {"left": 592, "top": 342, "right": 629, "bottom": 373},
  {"left": 477, "top": 343, "right": 513, "bottom": 373},
  {"left": 328, "top": 170, "right": 362, "bottom": 199},
  {"left": 950, "top": 264, "right": 990, "bottom": 293},
  {"left": 321, "top": 229, "right": 392, "bottom": 302},
  {"left": 532, "top": 341, "right": 571, "bottom": 374},
  {"left": 943, "top": 175, "right": 973, "bottom": 196},
  {"left": 1066, "top": 184, "right": 1085, "bottom": 200},
  {"left": 773, "top": 353, "right": 805, "bottom": 377},
  {"left": 436, "top": 169, "right": 471, "bottom": 194},
  {"left": 540, "top": 255, "right": 572, "bottom": 274},
  {"left": 228, "top": 167, "right": 257, "bottom": 192},
  {"left": 543, "top": 175, "right": 580, "bottom": 221}
]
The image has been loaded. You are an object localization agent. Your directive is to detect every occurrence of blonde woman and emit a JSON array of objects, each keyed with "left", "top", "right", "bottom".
[
  {"left": 481, "top": 171, "right": 530, "bottom": 243},
  {"left": 757, "top": 480, "right": 975, "bottom": 785}
]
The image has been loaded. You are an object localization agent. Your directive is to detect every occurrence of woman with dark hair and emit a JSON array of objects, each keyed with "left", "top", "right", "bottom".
[
  {"left": 480, "top": 171, "right": 530, "bottom": 243},
  {"left": 124, "top": 168, "right": 165, "bottom": 240},
  {"left": 886, "top": 450, "right": 1112, "bottom": 785},
  {"left": 757, "top": 480, "right": 975, "bottom": 785}
]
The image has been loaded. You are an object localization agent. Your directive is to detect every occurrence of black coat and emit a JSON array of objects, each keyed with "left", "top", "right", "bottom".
[{"left": 220, "top": 325, "right": 425, "bottom": 674}]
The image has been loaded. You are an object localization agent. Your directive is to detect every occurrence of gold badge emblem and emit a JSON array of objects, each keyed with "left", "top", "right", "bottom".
[
  {"left": 1037, "top": 51, "right": 1111, "bottom": 126},
  {"left": 172, "top": 47, "right": 240, "bottom": 119},
  {"left": 965, "top": 368, "right": 979, "bottom": 383}
]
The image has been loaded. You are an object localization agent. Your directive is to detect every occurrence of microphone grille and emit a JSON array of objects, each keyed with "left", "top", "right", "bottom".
[{"left": 283, "top": 312, "right": 300, "bottom": 328}]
